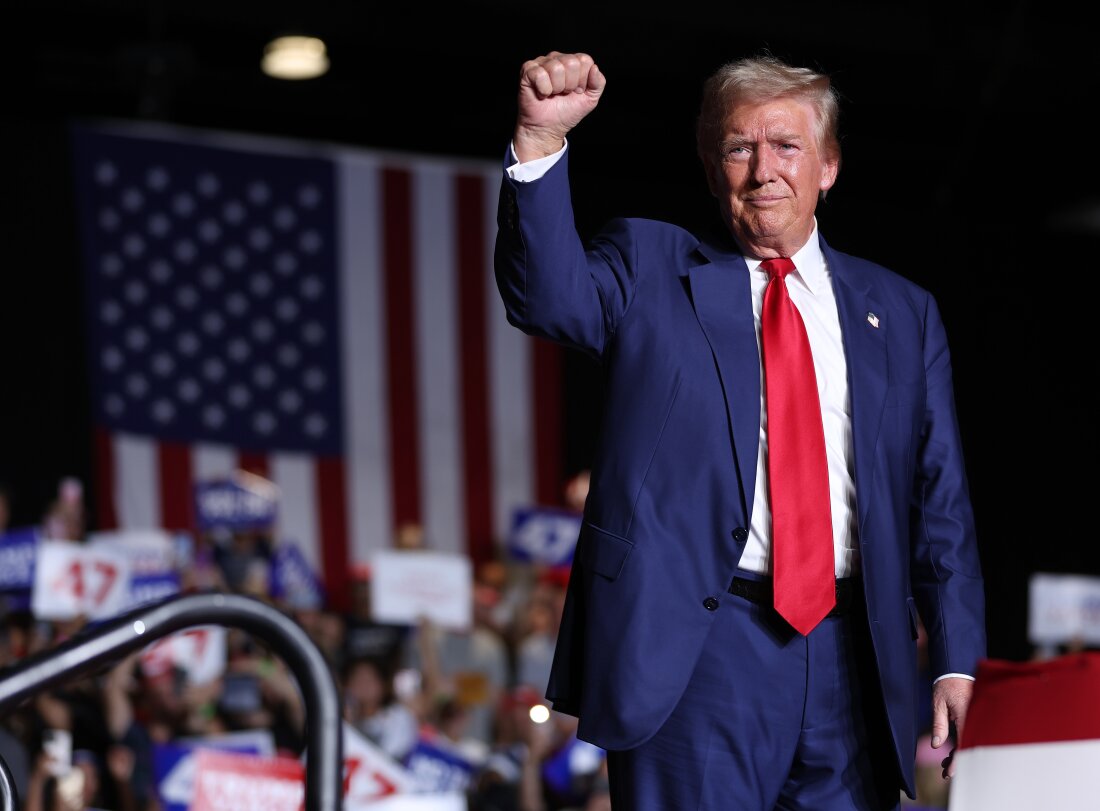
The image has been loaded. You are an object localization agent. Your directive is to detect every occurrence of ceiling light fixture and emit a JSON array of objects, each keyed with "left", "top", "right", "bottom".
[{"left": 261, "top": 35, "right": 330, "bottom": 80}]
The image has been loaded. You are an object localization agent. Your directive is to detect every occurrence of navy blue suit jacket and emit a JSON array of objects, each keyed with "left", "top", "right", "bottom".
[{"left": 493, "top": 149, "right": 986, "bottom": 795}]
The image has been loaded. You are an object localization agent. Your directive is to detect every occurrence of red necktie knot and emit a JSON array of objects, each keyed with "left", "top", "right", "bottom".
[{"left": 760, "top": 257, "right": 796, "bottom": 281}]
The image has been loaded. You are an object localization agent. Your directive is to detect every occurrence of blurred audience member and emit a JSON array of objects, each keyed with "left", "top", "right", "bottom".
[
  {"left": 407, "top": 592, "right": 510, "bottom": 756},
  {"left": 563, "top": 470, "right": 590, "bottom": 514},
  {"left": 212, "top": 528, "right": 273, "bottom": 594},
  {"left": 41, "top": 477, "right": 85, "bottom": 542},
  {"left": 394, "top": 522, "right": 427, "bottom": 551},
  {"left": 514, "top": 571, "right": 567, "bottom": 696},
  {"left": 343, "top": 563, "right": 411, "bottom": 674},
  {"left": 341, "top": 655, "right": 419, "bottom": 763}
]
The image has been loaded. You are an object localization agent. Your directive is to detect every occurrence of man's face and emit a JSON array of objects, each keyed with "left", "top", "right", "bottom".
[{"left": 706, "top": 97, "right": 838, "bottom": 258}]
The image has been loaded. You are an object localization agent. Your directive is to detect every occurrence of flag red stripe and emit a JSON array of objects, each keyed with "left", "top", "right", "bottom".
[
  {"left": 533, "top": 339, "right": 564, "bottom": 506},
  {"left": 93, "top": 426, "right": 118, "bottom": 530},
  {"left": 961, "top": 652, "right": 1100, "bottom": 749},
  {"left": 237, "top": 451, "right": 270, "bottom": 480},
  {"left": 316, "top": 456, "right": 350, "bottom": 612},
  {"left": 157, "top": 441, "right": 193, "bottom": 530},
  {"left": 456, "top": 174, "right": 494, "bottom": 565},
  {"left": 382, "top": 168, "right": 422, "bottom": 536}
]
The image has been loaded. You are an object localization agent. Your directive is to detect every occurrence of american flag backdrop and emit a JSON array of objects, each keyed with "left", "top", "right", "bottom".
[{"left": 71, "top": 120, "right": 563, "bottom": 610}]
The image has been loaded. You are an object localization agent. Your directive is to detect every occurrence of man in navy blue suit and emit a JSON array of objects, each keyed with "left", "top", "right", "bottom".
[{"left": 494, "top": 51, "right": 986, "bottom": 810}]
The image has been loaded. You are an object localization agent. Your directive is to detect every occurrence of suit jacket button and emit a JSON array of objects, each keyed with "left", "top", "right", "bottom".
[
  {"left": 703, "top": 597, "right": 719, "bottom": 611},
  {"left": 732, "top": 527, "right": 748, "bottom": 543}
]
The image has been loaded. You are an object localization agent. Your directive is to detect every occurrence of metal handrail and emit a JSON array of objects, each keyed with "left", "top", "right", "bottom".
[
  {"left": 0, "top": 592, "right": 343, "bottom": 811},
  {"left": 0, "top": 753, "right": 15, "bottom": 811}
]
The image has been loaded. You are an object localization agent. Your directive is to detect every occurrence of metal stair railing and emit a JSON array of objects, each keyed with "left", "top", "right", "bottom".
[{"left": 0, "top": 592, "right": 343, "bottom": 811}]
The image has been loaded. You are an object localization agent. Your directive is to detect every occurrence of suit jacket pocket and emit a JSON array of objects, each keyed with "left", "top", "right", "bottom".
[{"left": 579, "top": 522, "right": 634, "bottom": 581}]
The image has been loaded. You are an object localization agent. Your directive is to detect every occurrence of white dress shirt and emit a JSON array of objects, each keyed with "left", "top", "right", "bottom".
[{"left": 739, "top": 233, "right": 860, "bottom": 578}]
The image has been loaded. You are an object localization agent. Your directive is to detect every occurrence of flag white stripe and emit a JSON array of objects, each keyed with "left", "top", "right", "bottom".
[
  {"left": 269, "top": 453, "right": 320, "bottom": 572},
  {"left": 338, "top": 153, "right": 393, "bottom": 564},
  {"left": 950, "top": 738, "right": 1100, "bottom": 810},
  {"left": 114, "top": 433, "right": 159, "bottom": 530},
  {"left": 485, "top": 167, "right": 535, "bottom": 544},
  {"left": 193, "top": 443, "right": 236, "bottom": 481},
  {"left": 413, "top": 166, "right": 463, "bottom": 555}
]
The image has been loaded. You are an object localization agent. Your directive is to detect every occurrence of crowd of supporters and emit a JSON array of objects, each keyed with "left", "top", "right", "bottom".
[
  {"left": 0, "top": 470, "right": 973, "bottom": 811},
  {"left": 0, "top": 474, "right": 611, "bottom": 811}
]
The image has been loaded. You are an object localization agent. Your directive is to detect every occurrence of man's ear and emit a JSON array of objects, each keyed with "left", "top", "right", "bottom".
[{"left": 819, "top": 157, "right": 839, "bottom": 194}]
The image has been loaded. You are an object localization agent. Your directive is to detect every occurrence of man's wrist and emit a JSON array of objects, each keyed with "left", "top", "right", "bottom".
[
  {"left": 507, "top": 140, "right": 567, "bottom": 182},
  {"left": 933, "top": 672, "right": 975, "bottom": 684}
]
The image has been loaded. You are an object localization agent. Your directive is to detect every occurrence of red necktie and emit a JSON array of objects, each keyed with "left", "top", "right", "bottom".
[{"left": 759, "top": 257, "right": 835, "bottom": 635}]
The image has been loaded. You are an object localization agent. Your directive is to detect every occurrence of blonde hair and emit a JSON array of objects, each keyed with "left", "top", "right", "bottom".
[{"left": 696, "top": 55, "right": 841, "bottom": 167}]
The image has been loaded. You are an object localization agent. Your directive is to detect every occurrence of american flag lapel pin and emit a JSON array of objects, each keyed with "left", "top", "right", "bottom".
[{"left": 867, "top": 312, "right": 880, "bottom": 329}]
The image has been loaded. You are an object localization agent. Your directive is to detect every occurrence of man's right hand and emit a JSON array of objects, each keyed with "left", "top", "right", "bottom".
[{"left": 514, "top": 51, "right": 605, "bottom": 163}]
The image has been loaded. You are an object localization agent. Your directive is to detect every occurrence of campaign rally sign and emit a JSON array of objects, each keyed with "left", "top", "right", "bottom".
[
  {"left": 367, "top": 794, "right": 468, "bottom": 811},
  {"left": 32, "top": 539, "right": 133, "bottom": 620},
  {"left": 158, "top": 725, "right": 416, "bottom": 811},
  {"left": 369, "top": 550, "right": 472, "bottom": 631},
  {"left": 1028, "top": 572, "right": 1100, "bottom": 647},
  {"left": 541, "top": 734, "right": 605, "bottom": 801},
  {"left": 342, "top": 722, "right": 416, "bottom": 806},
  {"left": 154, "top": 730, "right": 275, "bottom": 811},
  {"left": 141, "top": 625, "right": 227, "bottom": 685},
  {"left": 194, "top": 470, "right": 279, "bottom": 531},
  {"left": 402, "top": 736, "right": 477, "bottom": 794},
  {"left": 89, "top": 528, "right": 182, "bottom": 610},
  {"left": 0, "top": 527, "right": 39, "bottom": 591},
  {"left": 507, "top": 507, "right": 582, "bottom": 566},
  {"left": 190, "top": 749, "right": 304, "bottom": 811},
  {"left": 271, "top": 541, "right": 325, "bottom": 610}
]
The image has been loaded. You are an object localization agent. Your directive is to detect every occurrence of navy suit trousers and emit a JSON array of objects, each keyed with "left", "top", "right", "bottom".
[{"left": 606, "top": 573, "right": 902, "bottom": 811}]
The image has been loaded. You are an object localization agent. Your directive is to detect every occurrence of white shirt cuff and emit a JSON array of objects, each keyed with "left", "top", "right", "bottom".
[
  {"left": 934, "top": 672, "right": 975, "bottom": 684},
  {"left": 506, "top": 140, "right": 568, "bottom": 182}
]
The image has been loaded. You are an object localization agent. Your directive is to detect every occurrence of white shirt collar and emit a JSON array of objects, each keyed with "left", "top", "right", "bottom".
[{"left": 744, "top": 219, "right": 827, "bottom": 296}]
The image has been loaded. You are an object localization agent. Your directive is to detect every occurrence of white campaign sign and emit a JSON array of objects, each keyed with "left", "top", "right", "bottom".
[
  {"left": 141, "top": 626, "right": 228, "bottom": 685},
  {"left": 369, "top": 551, "right": 472, "bottom": 631},
  {"left": 367, "top": 794, "right": 468, "bottom": 811},
  {"left": 88, "top": 528, "right": 179, "bottom": 575},
  {"left": 341, "top": 722, "right": 415, "bottom": 807},
  {"left": 1028, "top": 572, "right": 1100, "bottom": 646},
  {"left": 32, "top": 540, "right": 133, "bottom": 620}
]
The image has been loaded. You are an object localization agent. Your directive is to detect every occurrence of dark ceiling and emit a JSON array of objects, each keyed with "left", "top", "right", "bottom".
[
  {"left": 6, "top": 0, "right": 1100, "bottom": 660},
  {"left": 14, "top": 1, "right": 1100, "bottom": 240}
]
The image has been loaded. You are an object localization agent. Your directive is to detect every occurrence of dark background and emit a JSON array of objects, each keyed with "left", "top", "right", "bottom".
[{"left": 5, "top": 0, "right": 1099, "bottom": 662}]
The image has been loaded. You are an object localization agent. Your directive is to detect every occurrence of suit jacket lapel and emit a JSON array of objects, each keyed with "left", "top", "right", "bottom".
[
  {"left": 687, "top": 240, "right": 759, "bottom": 519},
  {"left": 823, "top": 240, "right": 888, "bottom": 535}
]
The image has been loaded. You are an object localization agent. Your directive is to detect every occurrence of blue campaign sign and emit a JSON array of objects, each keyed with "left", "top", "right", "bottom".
[
  {"left": 130, "top": 571, "right": 181, "bottom": 608},
  {"left": 507, "top": 507, "right": 582, "bottom": 565},
  {"left": 403, "top": 737, "right": 476, "bottom": 793},
  {"left": 154, "top": 734, "right": 271, "bottom": 811},
  {"left": 0, "top": 527, "right": 39, "bottom": 591},
  {"left": 270, "top": 542, "right": 325, "bottom": 610},
  {"left": 193, "top": 472, "right": 278, "bottom": 531},
  {"left": 542, "top": 734, "right": 605, "bottom": 798}
]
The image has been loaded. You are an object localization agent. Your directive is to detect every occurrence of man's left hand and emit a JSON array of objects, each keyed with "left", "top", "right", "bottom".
[{"left": 930, "top": 676, "right": 974, "bottom": 779}]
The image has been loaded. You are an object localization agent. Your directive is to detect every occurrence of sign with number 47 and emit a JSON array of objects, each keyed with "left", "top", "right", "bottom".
[{"left": 32, "top": 539, "right": 132, "bottom": 620}]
